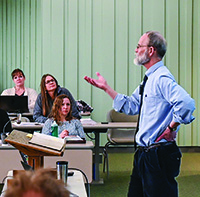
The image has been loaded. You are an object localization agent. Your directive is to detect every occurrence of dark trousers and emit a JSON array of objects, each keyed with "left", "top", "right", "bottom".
[{"left": 128, "top": 142, "right": 182, "bottom": 197}]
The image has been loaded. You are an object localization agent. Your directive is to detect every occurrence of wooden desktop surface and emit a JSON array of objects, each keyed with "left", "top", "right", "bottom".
[{"left": 5, "top": 130, "right": 64, "bottom": 157}]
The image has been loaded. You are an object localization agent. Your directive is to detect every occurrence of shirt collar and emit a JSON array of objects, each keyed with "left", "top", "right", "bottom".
[{"left": 145, "top": 61, "right": 164, "bottom": 77}]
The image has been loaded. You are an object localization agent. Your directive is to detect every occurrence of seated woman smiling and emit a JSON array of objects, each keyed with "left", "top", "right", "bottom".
[{"left": 42, "top": 94, "right": 85, "bottom": 139}]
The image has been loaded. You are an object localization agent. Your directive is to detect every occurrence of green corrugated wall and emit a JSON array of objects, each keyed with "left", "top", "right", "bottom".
[{"left": 0, "top": 0, "right": 199, "bottom": 146}]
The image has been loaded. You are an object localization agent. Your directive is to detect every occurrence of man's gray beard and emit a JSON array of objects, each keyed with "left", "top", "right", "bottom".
[{"left": 134, "top": 50, "right": 150, "bottom": 66}]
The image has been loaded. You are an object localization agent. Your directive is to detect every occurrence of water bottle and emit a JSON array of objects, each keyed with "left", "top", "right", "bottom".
[{"left": 51, "top": 121, "right": 58, "bottom": 137}]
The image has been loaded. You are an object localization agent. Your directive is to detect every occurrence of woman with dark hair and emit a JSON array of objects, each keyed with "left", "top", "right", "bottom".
[
  {"left": 1, "top": 68, "right": 38, "bottom": 112},
  {"left": 42, "top": 94, "right": 85, "bottom": 139},
  {"left": 33, "top": 74, "right": 80, "bottom": 123}
]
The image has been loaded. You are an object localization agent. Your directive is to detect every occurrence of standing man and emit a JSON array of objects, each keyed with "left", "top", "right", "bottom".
[{"left": 84, "top": 31, "right": 195, "bottom": 197}]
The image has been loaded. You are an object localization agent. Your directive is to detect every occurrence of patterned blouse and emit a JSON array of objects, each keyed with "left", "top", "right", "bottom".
[{"left": 42, "top": 118, "right": 86, "bottom": 139}]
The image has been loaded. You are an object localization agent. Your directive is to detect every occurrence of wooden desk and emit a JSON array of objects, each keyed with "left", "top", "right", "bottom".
[
  {"left": 0, "top": 141, "right": 94, "bottom": 183},
  {"left": 5, "top": 130, "right": 65, "bottom": 170},
  {"left": 1, "top": 170, "right": 87, "bottom": 197}
]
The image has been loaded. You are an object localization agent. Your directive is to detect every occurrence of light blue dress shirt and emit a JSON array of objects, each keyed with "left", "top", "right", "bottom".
[
  {"left": 42, "top": 118, "right": 86, "bottom": 139},
  {"left": 113, "top": 61, "right": 195, "bottom": 146}
]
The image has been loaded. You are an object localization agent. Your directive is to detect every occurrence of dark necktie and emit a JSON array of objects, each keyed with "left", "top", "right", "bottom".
[{"left": 134, "top": 75, "right": 148, "bottom": 150}]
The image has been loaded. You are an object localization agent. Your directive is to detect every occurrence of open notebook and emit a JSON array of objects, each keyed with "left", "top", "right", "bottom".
[{"left": 29, "top": 132, "right": 66, "bottom": 151}]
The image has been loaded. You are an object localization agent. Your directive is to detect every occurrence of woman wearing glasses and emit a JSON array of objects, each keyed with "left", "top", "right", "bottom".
[
  {"left": 1, "top": 68, "right": 38, "bottom": 113},
  {"left": 42, "top": 94, "right": 85, "bottom": 139},
  {"left": 33, "top": 74, "right": 80, "bottom": 123}
]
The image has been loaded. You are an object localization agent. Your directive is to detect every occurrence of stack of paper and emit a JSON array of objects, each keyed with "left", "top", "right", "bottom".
[
  {"left": 80, "top": 118, "right": 97, "bottom": 125},
  {"left": 64, "top": 135, "right": 86, "bottom": 143}
]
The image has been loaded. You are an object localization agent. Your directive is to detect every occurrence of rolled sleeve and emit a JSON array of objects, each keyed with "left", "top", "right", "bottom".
[
  {"left": 113, "top": 89, "right": 140, "bottom": 115},
  {"left": 159, "top": 75, "right": 196, "bottom": 125},
  {"left": 172, "top": 95, "right": 195, "bottom": 124}
]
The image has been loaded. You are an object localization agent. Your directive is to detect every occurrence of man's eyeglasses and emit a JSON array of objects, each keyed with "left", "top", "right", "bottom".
[
  {"left": 45, "top": 79, "right": 55, "bottom": 84},
  {"left": 136, "top": 44, "right": 152, "bottom": 49}
]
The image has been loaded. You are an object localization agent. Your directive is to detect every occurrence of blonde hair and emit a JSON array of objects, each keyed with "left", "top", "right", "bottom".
[{"left": 4, "top": 168, "right": 69, "bottom": 197}]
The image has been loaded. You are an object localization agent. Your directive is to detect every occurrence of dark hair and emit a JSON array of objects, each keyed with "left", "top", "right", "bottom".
[
  {"left": 11, "top": 68, "right": 25, "bottom": 79},
  {"left": 4, "top": 168, "right": 69, "bottom": 197},
  {"left": 49, "top": 94, "right": 73, "bottom": 125},
  {"left": 146, "top": 31, "right": 167, "bottom": 59},
  {"left": 40, "top": 74, "right": 58, "bottom": 116}
]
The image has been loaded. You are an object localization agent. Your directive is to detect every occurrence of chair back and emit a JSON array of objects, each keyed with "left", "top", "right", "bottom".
[
  {"left": 107, "top": 109, "right": 138, "bottom": 122},
  {"left": 106, "top": 109, "right": 137, "bottom": 144}
]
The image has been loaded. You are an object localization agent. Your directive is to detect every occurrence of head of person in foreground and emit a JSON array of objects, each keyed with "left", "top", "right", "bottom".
[{"left": 4, "top": 168, "right": 69, "bottom": 197}]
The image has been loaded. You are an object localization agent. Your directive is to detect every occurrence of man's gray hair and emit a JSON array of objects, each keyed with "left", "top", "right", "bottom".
[{"left": 146, "top": 31, "right": 167, "bottom": 59}]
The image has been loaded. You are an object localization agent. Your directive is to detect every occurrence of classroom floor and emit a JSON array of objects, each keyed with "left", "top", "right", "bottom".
[{"left": 90, "top": 152, "right": 200, "bottom": 197}]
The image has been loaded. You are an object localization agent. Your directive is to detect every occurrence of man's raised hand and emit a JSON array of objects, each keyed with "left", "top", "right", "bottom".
[{"left": 84, "top": 72, "right": 107, "bottom": 91}]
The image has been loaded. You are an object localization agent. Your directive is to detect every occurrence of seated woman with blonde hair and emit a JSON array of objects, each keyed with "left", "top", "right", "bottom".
[
  {"left": 42, "top": 94, "right": 85, "bottom": 139},
  {"left": 1, "top": 68, "right": 38, "bottom": 113}
]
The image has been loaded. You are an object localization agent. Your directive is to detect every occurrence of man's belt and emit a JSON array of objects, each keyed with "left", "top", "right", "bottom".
[{"left": 137, "top": 141, "right": 175, "bottom": 152}]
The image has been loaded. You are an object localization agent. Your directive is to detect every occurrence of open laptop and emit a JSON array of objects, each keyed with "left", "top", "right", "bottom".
[{"left": 0, "top": 95, "right": 29, "bottom": 113}]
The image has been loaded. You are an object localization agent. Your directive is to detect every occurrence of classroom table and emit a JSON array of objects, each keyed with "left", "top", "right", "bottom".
[
  {"left": 8, "top": 112, "right": 34, "bottom": 122},
  {"left": 12, "top": 121, "right": 137, "bottom": 183},
  {"left": 12, "top": 122, "right": 44, "bottom": 131},
  {"left": 9, "top": 111, "right": 90, "bottom": 122}
]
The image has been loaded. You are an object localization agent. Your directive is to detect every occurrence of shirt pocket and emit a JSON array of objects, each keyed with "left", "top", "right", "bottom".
[{"left": 143, "top": 96, "right": 157, "bottom": 118}]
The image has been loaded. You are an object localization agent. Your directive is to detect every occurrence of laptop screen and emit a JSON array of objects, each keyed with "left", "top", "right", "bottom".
[{"left": 0, "top": 95, "right": 29, "bottom": 113}]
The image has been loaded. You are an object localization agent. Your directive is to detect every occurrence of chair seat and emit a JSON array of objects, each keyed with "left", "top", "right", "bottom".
[{"left": 107, "top": 129, "right": 135, "bottom": 144}]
